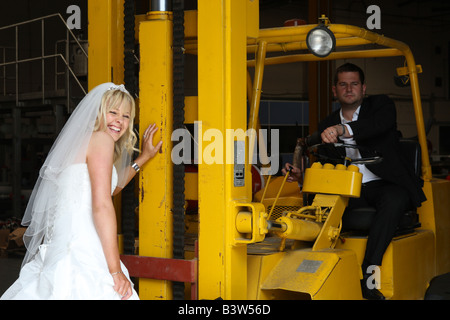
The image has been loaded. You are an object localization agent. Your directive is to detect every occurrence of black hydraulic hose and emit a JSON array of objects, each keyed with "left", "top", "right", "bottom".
[
  {"left": 122, "top": 0, "right": 137, "bottom": 256},
  {"left": 172, "top": 0, "right": 186, "bottom": 300}
]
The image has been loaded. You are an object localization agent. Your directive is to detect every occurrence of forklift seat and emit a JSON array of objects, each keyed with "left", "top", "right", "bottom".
[{"left": 341, "top": 139, "right": 422, "bottom": 235}]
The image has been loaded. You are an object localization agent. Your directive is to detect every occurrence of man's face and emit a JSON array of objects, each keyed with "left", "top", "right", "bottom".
[{"left": 332, "top": 71, "right": 366, "bottom": 108}]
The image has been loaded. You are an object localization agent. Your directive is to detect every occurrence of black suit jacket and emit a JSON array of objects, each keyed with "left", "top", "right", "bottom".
[{"left": 317, "top": 94, "right": 426, "bottom": 207}]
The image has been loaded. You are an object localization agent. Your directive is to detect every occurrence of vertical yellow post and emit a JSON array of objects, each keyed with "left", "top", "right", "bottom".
[
  {"left": 87, "top": 0, "right": 125, "bottom": 234},
  {"left": 405, "top": 52, "right": 432, "bottom": 181},
  {"left": 198, "top": 0, "right": 249, "bottom": 299},
  {"left": 138, "top": 11, "right": 174, "bottom": 300},
  {"left": 88, "top": 0, "right": 124, "bottom": 90}
]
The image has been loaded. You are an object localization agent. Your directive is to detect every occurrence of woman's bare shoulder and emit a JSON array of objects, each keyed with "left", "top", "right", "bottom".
[
  {"left": 88, "top": 131, "right": 115, "bottom": 160},
  {"left": 91, "top": 131, "right": 114, "bottom": 143}
]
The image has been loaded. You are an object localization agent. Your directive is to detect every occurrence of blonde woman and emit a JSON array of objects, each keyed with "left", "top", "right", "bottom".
[{"left": 1, "top": 83, "right": 162, "bottom": 300}]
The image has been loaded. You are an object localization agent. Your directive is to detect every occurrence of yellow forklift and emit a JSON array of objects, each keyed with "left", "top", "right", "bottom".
[{"left": 87, "top": 0, "right": 450, "bottom": 300}]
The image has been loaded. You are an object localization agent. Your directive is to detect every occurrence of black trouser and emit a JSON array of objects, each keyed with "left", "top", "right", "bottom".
[{"left": 345, "top": 180, "right": 411, "bottom": 269}]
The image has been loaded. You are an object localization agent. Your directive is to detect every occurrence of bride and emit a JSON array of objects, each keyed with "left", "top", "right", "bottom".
[{"left": 1, "top": 83, "right": 162, "bottom": 300}]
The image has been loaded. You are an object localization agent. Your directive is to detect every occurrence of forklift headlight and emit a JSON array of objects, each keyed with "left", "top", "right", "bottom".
[{"left": 306, "top": 25, "right": 336, "bottom": 57}]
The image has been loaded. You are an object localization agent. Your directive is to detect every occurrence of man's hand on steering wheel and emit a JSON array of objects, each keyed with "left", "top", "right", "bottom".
[
  {"left": 321, "top": 124, "right": 349, "bottom": 143},
  {"left": 308, "top": 142, "right": 382, "bottom": 165}
]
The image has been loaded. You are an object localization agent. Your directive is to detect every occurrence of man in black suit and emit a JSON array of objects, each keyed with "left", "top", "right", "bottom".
[{"left": 283, "top": 63, "right": 426, "bottom": 300}]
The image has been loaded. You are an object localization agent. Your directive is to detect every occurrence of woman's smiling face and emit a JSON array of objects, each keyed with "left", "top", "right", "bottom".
[{"left": 104, "top": 101, "right": 131, "bottom": 142}]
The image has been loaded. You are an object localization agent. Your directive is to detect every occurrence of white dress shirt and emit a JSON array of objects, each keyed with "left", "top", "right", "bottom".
[{"left": 339, "top": 106, "right": 381, "bottom": 184}]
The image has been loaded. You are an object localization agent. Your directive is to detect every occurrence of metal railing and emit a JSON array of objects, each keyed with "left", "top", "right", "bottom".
[{"left": 0, "top": 13, "right": 87, "bottom": 110}]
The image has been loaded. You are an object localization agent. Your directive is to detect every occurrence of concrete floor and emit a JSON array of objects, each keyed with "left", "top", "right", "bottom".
[{"left": 0, "top": 254, "right": 22, "bottom": 297}]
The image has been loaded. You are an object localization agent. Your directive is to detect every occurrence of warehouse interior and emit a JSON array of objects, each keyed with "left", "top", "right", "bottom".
[{"left": 1, "top": 0, "right": 450, "bottom": 299}]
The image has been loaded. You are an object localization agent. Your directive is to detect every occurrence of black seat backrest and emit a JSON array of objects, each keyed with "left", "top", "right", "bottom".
[
  {"left": 342, "top": 138, "right": 422, "bottom": 234},
  {"left": 398, "top": 139, "right": 421, "bottom": 178}
]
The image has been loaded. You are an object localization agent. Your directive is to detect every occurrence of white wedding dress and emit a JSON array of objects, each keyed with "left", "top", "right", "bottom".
[{"left": 1, "top": 164, "right": 139, "bottom": 300}]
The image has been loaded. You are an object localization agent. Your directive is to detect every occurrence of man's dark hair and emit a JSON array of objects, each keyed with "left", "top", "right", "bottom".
[{"left": 334, "top": 63, "right": 365, "bottom": 85}]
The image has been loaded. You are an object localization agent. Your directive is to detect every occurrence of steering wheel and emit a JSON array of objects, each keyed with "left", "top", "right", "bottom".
[{"left": 308, "top": 142, "right": 382, "bottom": 165}]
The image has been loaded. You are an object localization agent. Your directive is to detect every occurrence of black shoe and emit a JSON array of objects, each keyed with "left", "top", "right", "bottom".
[{"left": 360, "top": 273, "right": 385, "bottom": 300}]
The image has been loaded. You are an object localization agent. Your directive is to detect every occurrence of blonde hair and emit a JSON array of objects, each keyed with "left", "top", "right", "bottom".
[{"left": 94, "top": 89, "right": 138, "bottom": 162}]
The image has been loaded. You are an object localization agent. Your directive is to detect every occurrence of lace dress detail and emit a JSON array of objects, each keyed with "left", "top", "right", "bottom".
[{"left": 0, "top": 164, "right": 138, "bottom": 300}]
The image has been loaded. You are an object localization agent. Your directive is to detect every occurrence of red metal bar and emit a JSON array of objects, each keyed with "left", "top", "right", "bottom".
[
  {"left": 120, "top": 255, "right": 197, "bottom": 282},
  {"left": 120, "top": 254, "right": 198, "bottom": 300}
]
